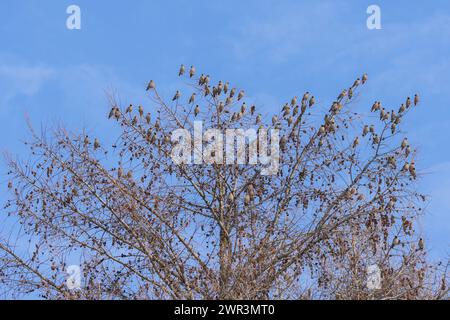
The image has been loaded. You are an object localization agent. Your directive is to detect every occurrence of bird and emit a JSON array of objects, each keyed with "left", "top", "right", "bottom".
[
  {"left": 391, "top": 123, "right": 396, "bottom": 134},
  {"left": 370, "top": 125, "right": 375, "bottom": 133},
  {"left": 94, "top": 138, "right": 100, "bottom": 150},
  {"left": 241, "top": 102, "right": 246, "bottom": 114},
  {"left": 108, "top": 107, "right": 116, "bottom": 119},
  {"left": 362, "top": 73, "right": 368, "bottom": 84},
  {"left": 146, "top": 113, "right": 151, "bottom": 124},
  {"left": 225, "top": 96, "right": 232, "bottom": 106},
  {"left": 352, "top": 78, "right": 361, "bottom": 88},
  {"left": 256, "top": 114, "right": 261, "bottom": 124},
  {"left": 189, "top": 93, "right": 196, "bottom": 104},
  {"left": 280, "top": 136, "right": 287, "bottom": 151},
  {"left": 198, "top": 74, "right": 205, "bottom": 85},
  {"left": 291, "top": 96, "right": 297, "bottom": 106},
  {"left": 217, "top": 81, "right": 223, "bottom": 95},
  {"left": 173, "top": 90, "right": 181, "bottom": 101},
  {"left": 244, "top": 194, "right": 251, "bottom": 206},
  {"left": 126, "top": 104, "right": 133, "bottom": 114},
  {"left": 218, "top": 102, "right": 224, "bottom": 113},
  {"left": 179, "top": 64, "right": 185, "bottom": 76},
  {"left": 7, "top": 181, "right": 12, "bottom": 189},
  {"left": 250, "top": 105, "right": 256, "bottom": 115},
  {"left": 204, "top": 86, "right": 211, "bottom": 97},
  {"left": 348, "top": 87, "right": 353, "bottom": 99},
  {"left": 418, "top": 238, "right": 424, "bottom": 250},
  {"left": 139, "top": 105, "right": 144, "bottom": 118},
  {"left": 319, "top": 126, "right": 326, "bottom": 134},
  {"left": 406, "top": 97, "right": 411, "bottom": 108},
  {"left": 189, "top": 65, "right": 195, "bottom": 78},
  {"left": 229, "top": 88, "right": 236, "bottom": 98},
  {"left": 337, "top": 90, "right": 347, "bottom": 101},
  {"left": 309, "top": 96, "right": 315, "bottom": 107},
  {"left": 352, "top": 136, "right": 359, "bottom": 148},
  {"left": 392, "top": 236, "right": 400, "bottom": 247},
  {"left": 204, "top": 75, "right": 210, "bottom": 85},
  {"left": 405, "top": 146, "right": 411, "bottom": 157},
  {"left": 118, "top": 167, "right": 123, "bottom": 178},
  {"left": 293, "top": 105, "right": 299, "bottom": 116},
  {"left": 228, "top": 192, "right": 235, "bottom": 202},
  {"left": 362, "top": 125, "right": 369, "bottom": 136},
  {"left": 398, "top": 104, "right": 406, "bottom": 113},
  {"left": 224, "top": 82, "right": 229, "bottom": 94},
  {"left": 302, "top": 92, "right": 309, "bottom": 103},
  {"left": 84, "top": 135, "right": 90, "bottom": 146},
  {"left": 401, "top": 138, "right": 408, "bottom": 149},
  {"left": 194, "top": 105, "right": 200, "bottom": 117},
  {"left": 287, "top": 116, "right": 293, "bottom": 126},
  {"left": 272, "top": 116, "right": 278, "bottom": 126},
  {"left": 403, "top": 162, "right": 410, "bottom": 172},
  {"left": 146, "top": 80, "right": 155, "bottom": 91},
  {"left": 237, "top": 90, "right": 245, "bottom": 101},
  {"left": 414, "top": 94, "right": 420, "bottom": 106}
]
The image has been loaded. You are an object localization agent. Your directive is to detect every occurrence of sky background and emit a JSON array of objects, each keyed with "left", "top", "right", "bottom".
[{"left": 0, "top": 0, "right": 449, "bottom": 262}]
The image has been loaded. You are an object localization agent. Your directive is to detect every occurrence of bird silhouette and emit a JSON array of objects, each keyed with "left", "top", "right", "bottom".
[{"left": 179, "top": 64, "right": 185, "bottom": 76}]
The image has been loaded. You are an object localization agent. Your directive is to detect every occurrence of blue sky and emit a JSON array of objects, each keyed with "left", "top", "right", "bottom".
[{"left": 0, "top": 0, "right": 449, "bottom": 260}]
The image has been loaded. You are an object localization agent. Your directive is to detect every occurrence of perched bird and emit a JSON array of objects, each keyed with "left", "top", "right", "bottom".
[
  {"left": 391, "top": 123, "right": 396, "bottom": 134},
  {"left": 217, "top": 81, "right": 223, "bottom": 95},
  {"left": 179, "top": 64, "right": 185, "bottom": 76},
  {"left": 146, "top": 80, "right": 155, "bottom": 91},
  {"left": 406, "top": 97, "right": 411, "bottom": 108},
  {"left": 225, "top": 96, "right": 232, "bottom": 106},
  {"left": 352, "top": 78, "right": 361, "bottom": 88},
  {"left": 198, "top": 74, "right": 205, "bottom": 85},
  {"left": 392, "top": 236, "right": 400, "bottom": 247},
  {"left": 287, "top": 116, "right": 293, "bottom": 126},
  {"left": 369, "top": 125, "right": 375, "bottom": 133},
  {"left": 7, "top": 181, "right": 12, "bottom": 189},
  {"left": 173, "top": 90, "right": 181, "bottom": 101},
  {"left": 126, "top": 104, "right": 133, "bottom": 114},
  {"left": 118, "top": 167, "right": 123, "bottom": 178},
  {"left": 309, "top": 96, "right": 315, "bottom": 107},
  {"left": 218, "top": 102, "right": 224, "bottom": 113},
  {"left": 94, "top": 138, "right": 100, "bottom": 150},
  {"left": 337, "top": 90, "right": 347, "bottom": 101},
  {"left": 352, "top": 136, "right": 359, "bottom": 148},
  {"left": 272, "top": 115, "right": 278, "bottom": 126},
  {"left": 280, "top": 136, "right": 287, "bottom": 151},
  {"left": 146, "top": 113, "right": 151, "bottom": 124},
  {"left": 414, "top": 94, "right": 420, "bottom": 106},
  {"left": 250, "top": 105, "right": 256, "bottom": 115},
  {"left": 418, "top": 238, "right": 424, "bottom": 250},
  {"left": 194, "top": 105, "right": 200, "bottom": 117},
  {"left": 224, "top": 82, "right": 229, "bottom": 94},
  {"left": 229, "top": 88, "right": 236, "bottom": 98},
  {"left": 237, "top": 90, "right": 245, "bottom": 101},
  {"left": 139, "top": 105, "right": 144, "bottom": 118},
  {"left": 319, "top": 126, "right": 326, "bottom": 134},
  {"left": 398, "top": 104, "right": 406, "bottom": 113},
  {"left": 362, "top": 125, "right": 369, "bottom": 136},
  {"left": 403, "top": 162, "right": 410, "bottom": 172},
  {"left": 405, "top": 146, "right": 411, "bottom": 157},
  {"left": 302, "top": 92, "right": 310, "bottom": 103},
  {"left": 362, "top": 73, "right": 368, "bottom": 84},
  {"left": 241, "top": 102, "right": 246, "bottom": 114},
  {"left": 293, "top": 105, "right": 299, "bottom": 116},
  {"left": 108, "top": 107, "right": 116, "bottom": 119},
  {"left": 291, "top": 96, "right": 297, "bottom": 106},
  {"left": 189, "top": 93, "right": 196, "bottom": 104},
  {"left": 228, "top": 192, "right": 235, "bottom": 202},
  {"left": 84, "top": 135, "right": 90, "bottom": 146},
  {"left": 204, "top": 86, "right": 211, "bottom": 97},
  {"left": 244, "top": 193, "right": 251, "bottom": 206},
  {"left": 204, "top": 75, "right": 210, "bottom": 85},
  {"left": 256, "top": 114, "right": 262, "bottom": 124},
  {"left": 189, "top": 65, "right": 195, "bottom": 78},
  {"left": 401, "top": 138, "right": 408, "bottom": 149}
]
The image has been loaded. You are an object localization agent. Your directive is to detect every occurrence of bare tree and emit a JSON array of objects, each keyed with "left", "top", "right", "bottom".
[{"left": 1, "top": 66, "right": 448, "bottom": 299}]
